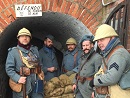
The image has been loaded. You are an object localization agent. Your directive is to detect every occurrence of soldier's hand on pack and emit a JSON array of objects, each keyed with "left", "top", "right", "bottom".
[
  {"left": 72, "top": 84, "right": 77, "bottom": 91},
  {"left": 18, "top": 76, "right": 27, "bottom": 84}
]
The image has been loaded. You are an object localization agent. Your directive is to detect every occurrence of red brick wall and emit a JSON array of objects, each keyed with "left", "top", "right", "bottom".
[
  {"left": 0, "top": 0, "right": 125, "bottom": 33},
  {"left": 0, "top": 0, "right": 129, "bottom": 50}
]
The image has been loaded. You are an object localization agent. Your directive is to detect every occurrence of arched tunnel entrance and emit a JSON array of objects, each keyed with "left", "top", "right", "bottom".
[{"left": 0, "top": 11, "right": 91, "bottom": 98}]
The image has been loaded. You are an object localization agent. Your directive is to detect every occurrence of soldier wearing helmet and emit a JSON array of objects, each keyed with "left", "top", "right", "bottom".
[
  {"left": 72, "top": 35, "right": 102, "bottom": 98},
  {"left": 5, "top": 28, "right": 44, "bottom": 98},
  {"left": 61, "top": 37, "right": 81, "bottom": 75},
  {"left": 89, "top": 24, "right": 130, "bottom": 98},
  {"left": 17, "top": 28, "right": 32, "bottom": 38}
]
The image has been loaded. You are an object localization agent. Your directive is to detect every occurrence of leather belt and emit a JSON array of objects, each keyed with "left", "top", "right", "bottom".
[
  {"left": 77, "top": 75, "right": 93, "bottom": 83},
  {"left": 30, "top": 66, "right": 41, "bottom": 74},
  {"left": 17, "top": 66, "right": 41, "bottom": 76}
]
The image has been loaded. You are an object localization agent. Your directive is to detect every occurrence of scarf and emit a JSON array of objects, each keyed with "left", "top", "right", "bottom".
[
  {"left": 18, "top": 41, "right": 31, "bottom": 50},
  {"left": 101, "top": 37, "right": 117, "bottom": 56}
]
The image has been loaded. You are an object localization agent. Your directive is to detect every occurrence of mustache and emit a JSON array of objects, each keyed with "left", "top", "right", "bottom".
[
  {"left": 68, "top": 48, "right": 73, "bottom": 50},
  {"left": 83, "top": 48, "right": 90, "bottom": 51}
]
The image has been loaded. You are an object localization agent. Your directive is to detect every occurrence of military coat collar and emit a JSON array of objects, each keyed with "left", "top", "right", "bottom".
[
  {"left": 64, "top": 47, "right": 79, "bottom": 56},
  {"left": 101, "top": 37, "right": 121, "bottom": 58},
  {"left": 42, "top": 46, "right": 56, "bottom": 53},
  {"left": 17, "top": 45, "right": 34, "bottom": 54}
]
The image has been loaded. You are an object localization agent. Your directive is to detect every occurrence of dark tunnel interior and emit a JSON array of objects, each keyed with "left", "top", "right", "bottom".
[{"left": 0, "top": 11, "right": 92, "bottom": 98}]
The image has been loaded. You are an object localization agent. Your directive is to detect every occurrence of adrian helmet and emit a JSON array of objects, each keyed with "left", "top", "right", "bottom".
[
  {"left": 66, "top": 38, "right": 77, "bottom": 45},
  {"left": 94, "top": 24, "right": 118, "bottom": 41},
  {"left": 17, "top": 28, "right": 32, "bottom": 38}
]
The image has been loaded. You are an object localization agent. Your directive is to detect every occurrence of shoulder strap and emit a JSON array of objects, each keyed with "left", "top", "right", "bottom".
[
  {"left": 102, "top": 45, "right": 124, "bottom": 72},
  {"left": 73, "top": 51, "right": 78, "bottom": 68},
  {"left": 17, "top": 48, "right": 35, "bottom": 68},
  {"left": 78, "top": 51, "right": 96, "bottom": 74},
  {"left": 107, "top": 45, "right": 124, "bottom": 61},
  {"left": 17, "top": 48, "right": 24, "bottom": 66}
]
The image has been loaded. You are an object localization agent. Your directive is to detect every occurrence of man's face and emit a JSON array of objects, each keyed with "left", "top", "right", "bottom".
[
  {"left": 67, "top": 44, "right": 76, "bottom": 52},
  {"left": 18, "top": 35, "right": 30, "bottom": 45},
  {"left": 82, "top": 40, "right": 93, "bottom": 54},
  {"left": 97, "top": 37, "right": 111, "bottom": 51},
  {"left": 44, "top": 38, "right": 53, "bottom": 48}
]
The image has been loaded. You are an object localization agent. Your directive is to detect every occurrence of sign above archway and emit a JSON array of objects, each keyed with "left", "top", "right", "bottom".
[{"left": 15, "top": 4, "right": 42, "bottom": 17}]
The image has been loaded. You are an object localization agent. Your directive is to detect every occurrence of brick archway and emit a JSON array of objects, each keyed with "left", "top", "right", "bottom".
[
  {"left": 0, "top": 0, "right": 103, "bottom": 34},
  {"left": 0, "top": 0, "right": 127, "bottom": 98}
]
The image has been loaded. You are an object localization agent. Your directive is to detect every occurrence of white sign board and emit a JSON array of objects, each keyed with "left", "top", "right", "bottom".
[{"left": 15, "top": 4, "right": 42, "bottom": 17}]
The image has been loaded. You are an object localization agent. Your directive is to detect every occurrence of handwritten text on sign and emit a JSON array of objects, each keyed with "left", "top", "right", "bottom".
[{"left": 15, "top": 4, "right": 42, "bottom": 17}]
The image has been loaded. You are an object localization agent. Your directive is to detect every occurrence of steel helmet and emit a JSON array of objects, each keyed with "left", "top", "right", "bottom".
[
  {"left": 66, "top": 38, "right": 77, "bottom": 45},
  {"left": 17, "top": 28, "right": 32, "bottom": 38},
  {"left": 93, "top": 24, "right": 118, "bottom": 41}
]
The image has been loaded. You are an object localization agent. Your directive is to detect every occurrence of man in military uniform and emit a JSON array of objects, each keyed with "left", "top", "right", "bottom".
[
  {"left": 61, "top": 37, "right": 81, "bottom": 74},
  {"left": 72, "top": 35, "right": 102, "bottom": 98},
  {"left": 39, "top": 34, "right": 60, "bottom": 81},
  {"left": 89, "top": 24, "right": 130, "bottom": 98},
  {"left": 5, "top": 28, "right": 44, "bottom": 98}
]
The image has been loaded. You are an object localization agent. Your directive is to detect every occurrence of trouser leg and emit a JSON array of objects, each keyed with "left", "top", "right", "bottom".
[
  {"left": 13, "top": 91, "right": 23, "bottom": 98},
  {"left": 76, "top": 90, "right": 83, "bottom": 98},
  {"left": 31, "top": 93, "right": 43, "bottom": 98}
]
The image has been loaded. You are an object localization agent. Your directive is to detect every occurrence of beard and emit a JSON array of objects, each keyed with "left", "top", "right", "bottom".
[{"left": 46, "top": 44, "right": 53, "bottom": 49}]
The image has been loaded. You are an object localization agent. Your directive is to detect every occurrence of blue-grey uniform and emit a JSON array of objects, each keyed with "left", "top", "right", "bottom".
[
  {"left": 62, "top": 47, "right": 81, "bottom": 74},
  {"left": 5, "top": 45, "right": 43, "bottom": 98},
  {"left": 75, "top": 48, "right": 102, "bottom": 98},
  {"left": 39, "top": 46, "right": 60, "bottom": 81},
  {"left": 93, "top": 38, "right": 130, "bottom": 98}
]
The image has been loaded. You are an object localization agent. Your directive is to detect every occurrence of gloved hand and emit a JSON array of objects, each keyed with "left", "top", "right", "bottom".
[{"left": 66, "top": 70, "right": 76, "bottom": 76}]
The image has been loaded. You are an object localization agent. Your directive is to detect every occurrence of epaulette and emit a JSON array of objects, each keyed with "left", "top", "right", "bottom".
[
  {"left": 8, "top": 47, "right": 17, "bottom": 51},
  {"left": 32, "top": 45, "right": 38, "bottom": 49}
]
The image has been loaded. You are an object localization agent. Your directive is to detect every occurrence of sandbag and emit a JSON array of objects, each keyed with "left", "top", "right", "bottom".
[
  {"left": 44, "top": 74, "right": 75, "bottom": 97},
  {"left": 45, "top": 96, "right": 62, "bottom": 98},
  {"left": 59, "top": 74, "right": 71, "bottom": 87},
  {"left": 49, "top": 87, "right": 64, "bottom": 97},
  {"left": 62, "top": 93, "right": 74, "bottom": 98},
  {"left": 44, "top": 81, "right": 55, "bottom": 95},
  {"left": 49, "top": 77, "right": 61, "bottom": 88},
  {"left": 64, "top": 85, "right": 73, "bottom": 94},
  {"left": 68, "top": 73, "right": 76, "bottom": 84}
]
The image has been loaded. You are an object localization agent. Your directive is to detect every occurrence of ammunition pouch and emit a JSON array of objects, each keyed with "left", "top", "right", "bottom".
[
  {"left": 95, "top": 86, "right": 109, "bottom": 95},
  {"left": 20, "top": 67, "right": 30, "bottom": 76},
  {"left": 20, "top": 66, "right": 41, "bottom": 76},
  {"left": 28, "top": 60, "right": 39, "bottom": 67}
]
